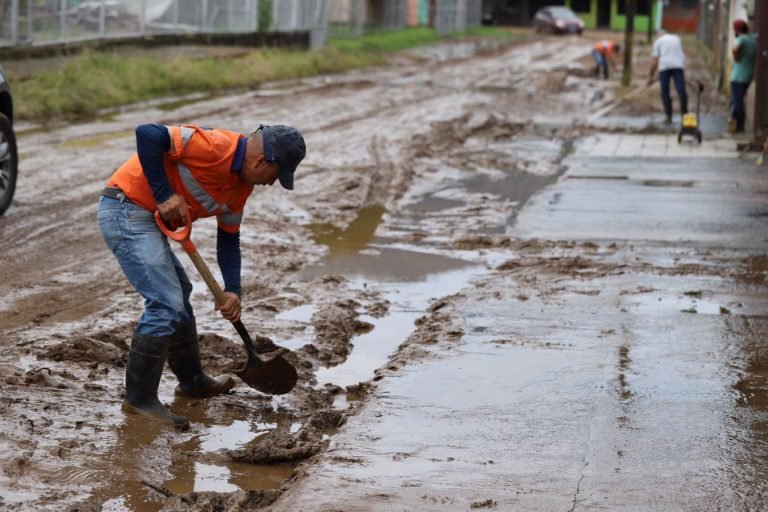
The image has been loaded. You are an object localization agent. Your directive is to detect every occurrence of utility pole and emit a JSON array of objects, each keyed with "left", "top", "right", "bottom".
[
  {"left": 754, "top": 0, "right": 768, "bottom": 143},
  {"left": 622, "top": 0, "right": 636, "bottom": 86},
  {"left": 647, "top": 0, "right": 653, "bottom": 44},
  {"left": 713, "top": 0, "right": 723, "bottom": 90}
]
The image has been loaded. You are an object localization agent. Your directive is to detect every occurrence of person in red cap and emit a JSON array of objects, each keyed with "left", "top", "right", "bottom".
[
  {"left": 97, "top": 123, "right": 306, "bottom": 429},
  {"left": 729, "top": 19, "right": 757, "bottom": 133}
]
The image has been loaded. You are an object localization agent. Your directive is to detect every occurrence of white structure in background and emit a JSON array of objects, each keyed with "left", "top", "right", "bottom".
[
  {"left": 116, "top": 0, "right": 175, "bottom": 22},
  {"left": 272, "top": 0, "right": 328, "bottom": 47}
]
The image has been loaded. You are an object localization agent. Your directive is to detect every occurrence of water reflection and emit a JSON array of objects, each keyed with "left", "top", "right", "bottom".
[
  {"left": 96, "top": 401, "right": 292, "bottom": 511},
  {"left": 307, "top": 204, "right": 386, "bottom": 257}
]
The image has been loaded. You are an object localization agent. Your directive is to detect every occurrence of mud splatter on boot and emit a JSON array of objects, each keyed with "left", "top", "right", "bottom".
[
  {"left": 168, "top": 319, "right": 235, "bottom": 398},
  {"left": 123, "top": 331, "right": 189, "bottom": 430}
]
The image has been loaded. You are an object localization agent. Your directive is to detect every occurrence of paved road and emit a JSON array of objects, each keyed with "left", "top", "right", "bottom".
[{"left": 273, "top": 134, "right": 768, "bottom": 511}]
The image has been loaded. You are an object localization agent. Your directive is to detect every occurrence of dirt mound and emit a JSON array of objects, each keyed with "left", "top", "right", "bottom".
[
  {"left": 311, "top": 299, "right": 374, "bottom": 366},
  {"left": 161, "top": 489, "right": 281, "bottom": 511}
]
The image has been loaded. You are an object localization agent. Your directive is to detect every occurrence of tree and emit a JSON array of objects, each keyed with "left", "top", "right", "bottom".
[{"left": 622, "top": 0, "right": 636, "bottom": 86}]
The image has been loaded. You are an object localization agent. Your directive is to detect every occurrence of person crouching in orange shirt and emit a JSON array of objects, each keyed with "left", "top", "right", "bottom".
[{"left": 592, "top": 40, "right": 621, "bottom": 79}]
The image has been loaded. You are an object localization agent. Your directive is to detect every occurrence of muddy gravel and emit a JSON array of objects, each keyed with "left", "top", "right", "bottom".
[{"left": 0, "top": 31, "right": 741, "bottom": 511}]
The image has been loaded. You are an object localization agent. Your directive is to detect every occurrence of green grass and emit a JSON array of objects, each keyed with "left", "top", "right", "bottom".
[
  {"left": 11, "top": 47, "right": 380, "bottom": 120},
  {"left": 8, "top": 27, "right": 518, "bottom": 122},
  {"left": 328, "top": 26, "right": 442, "bottom": 53}
]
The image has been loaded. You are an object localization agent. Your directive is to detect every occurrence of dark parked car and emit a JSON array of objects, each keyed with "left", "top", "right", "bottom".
[
  {"left": 0, "top": 65, "right": 16, "bottom": 216},
  {"left": 533, "top": 6, "right": 584, "bottom": 35}
]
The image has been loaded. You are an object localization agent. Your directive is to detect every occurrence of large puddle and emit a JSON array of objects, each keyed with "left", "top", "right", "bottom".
[
  {"left": 97, "top": 407, "right": 293, "bottom": 511},
  {"left": 291, "top": 206, "right": 486, "bottom": 393}
]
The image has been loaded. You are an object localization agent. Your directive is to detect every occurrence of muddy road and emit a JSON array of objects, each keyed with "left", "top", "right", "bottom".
[{"left": 2, "top": 32, "right": 765, "bottom": 511}]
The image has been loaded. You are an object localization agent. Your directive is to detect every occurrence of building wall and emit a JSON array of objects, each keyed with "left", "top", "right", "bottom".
[
  {"left": 418, "top": 0, "right": 429, "bottom": 24},
  {"left": 661, "top": 0, "right": 700, "bottom": 33},
  {"left": 567, "top": 0, "right": 657, "bottom": 31},
  {"left": 565, "top": 0, "right": 702, "bottom": 34},
  {"left": 568, "top": 0, "right": 597, "bottom": 29},
  {"left": 407, "top": 0, "right": 420, "bottom": 25}
]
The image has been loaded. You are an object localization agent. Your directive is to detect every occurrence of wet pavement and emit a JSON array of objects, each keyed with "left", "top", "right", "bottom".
[{"left": 272, "top": 134, "right": 768, "bottom": 511}]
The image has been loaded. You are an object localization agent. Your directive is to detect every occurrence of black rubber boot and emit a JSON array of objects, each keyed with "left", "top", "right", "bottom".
[
  {"left": 168, "top": 319, "right": 235, "bottom": 398},
  {"left": 123, "top": 331, "right": 189, "bottom": 430}
]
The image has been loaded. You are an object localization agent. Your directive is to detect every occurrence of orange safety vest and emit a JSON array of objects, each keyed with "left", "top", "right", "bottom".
[
  {"left": 108, "top": 125, "right": 254, "bottom": 233},
  {"left": 594, "top": 40, "right": 617, "bottom": 56}
]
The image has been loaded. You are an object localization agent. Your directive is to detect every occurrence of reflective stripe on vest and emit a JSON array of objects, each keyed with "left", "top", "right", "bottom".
[
  {"left": 219, "top": 211, "right": 243, "bottom": 225},
  {"left": 179, "top": 126, "right": 195, "bottom": 145},
  {"left": 170, "top": 125, "right": 241, "bottom": 225}
]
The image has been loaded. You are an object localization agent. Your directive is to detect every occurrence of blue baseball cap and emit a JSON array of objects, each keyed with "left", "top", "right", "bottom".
[{"left": 261, "top": 124, "right": 306, "bottom": 190}]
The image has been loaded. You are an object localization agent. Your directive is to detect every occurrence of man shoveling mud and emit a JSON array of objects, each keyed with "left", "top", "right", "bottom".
[{"left": 98, "top": 123, "right": 305, "bottom": 429}]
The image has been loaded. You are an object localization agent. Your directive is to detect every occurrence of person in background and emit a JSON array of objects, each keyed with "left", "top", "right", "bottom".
[
  {"left": 729, "top": 19, "right": 758, "bottom": 134},
  {"left": 592, "top": 39, "right": 621, "bottom": 79},
  {"left": 647, "top": 29, "right": 688, "bottom": 124}
]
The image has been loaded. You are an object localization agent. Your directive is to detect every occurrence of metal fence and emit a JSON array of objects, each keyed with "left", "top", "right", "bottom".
[
  {"left": 433, "top": 0, "right": 481, "bottom": 35},
  {"left": 326, "top": 0, "right": 408, "bottom": 38},
  {"left": 0, "top": 0, "right": 327, "bottom": 47},
  {"left": 0, "top": 0, "right": 480, "bottom": 49}
]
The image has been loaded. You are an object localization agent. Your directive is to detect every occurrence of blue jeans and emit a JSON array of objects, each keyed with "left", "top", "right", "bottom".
[
  {"left": 592, "top": 50, "right": 608, "bottom": 79},
  {"left": 98, "top": 195, "right": 193, "bottom": 337},
  {"left": 658, "top": 68, "right": 688, "bottom": 120},
  {"left": 730, "top": 80, "right": 751, "bottom": 132}
]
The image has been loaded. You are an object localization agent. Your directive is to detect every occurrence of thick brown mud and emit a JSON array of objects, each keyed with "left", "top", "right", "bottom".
[{"left": 0, "top": 31, "right": 746, "bottom": 511}]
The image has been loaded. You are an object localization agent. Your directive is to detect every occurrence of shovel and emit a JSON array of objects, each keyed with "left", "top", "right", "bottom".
[{"left": 155, "top": 212, "right": 298, "bottom": 395}]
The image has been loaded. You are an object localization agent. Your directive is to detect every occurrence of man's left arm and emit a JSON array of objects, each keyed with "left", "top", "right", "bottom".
[{"left": 215, "top": 227, "right": 242, "bottom": 322}]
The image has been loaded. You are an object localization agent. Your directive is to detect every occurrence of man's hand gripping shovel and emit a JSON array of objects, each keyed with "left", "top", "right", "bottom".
[{"left": 155, "top": 212, "right": 298, "bottom": 395}]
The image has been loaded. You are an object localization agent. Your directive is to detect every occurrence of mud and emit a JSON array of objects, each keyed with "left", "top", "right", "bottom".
[{"left": 0, "top": 31, "right": 737, "bottom": 511}]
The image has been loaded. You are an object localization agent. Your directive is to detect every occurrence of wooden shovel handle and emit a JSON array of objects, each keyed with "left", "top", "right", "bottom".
[
  {"left": 187, "top": 244, "right": 263, "bottom": 361},
  {"left": 154, "top": 211, "right": 225, "bottom": 306},
  {"left": 187, "top": 250, "right": 227, "bottom": 307},
  {"left": 154, "top": 211, "right": 264, "bottom": 359}
]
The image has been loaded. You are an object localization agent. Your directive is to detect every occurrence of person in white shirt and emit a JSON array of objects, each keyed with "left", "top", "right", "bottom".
[{"left": 647, "top": 30, "right": 688, "bottom": 124}]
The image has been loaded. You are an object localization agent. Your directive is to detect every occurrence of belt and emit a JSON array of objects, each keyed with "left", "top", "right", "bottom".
[{"left": 101, "top": 186, "right": 128, "bottom": 202}]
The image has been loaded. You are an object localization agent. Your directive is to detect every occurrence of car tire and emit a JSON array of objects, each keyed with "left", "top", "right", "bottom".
[{"left": 0, "top": 113, "right": 18, "bottom": 216}]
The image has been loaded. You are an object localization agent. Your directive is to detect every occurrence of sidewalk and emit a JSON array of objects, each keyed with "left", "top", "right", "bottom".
[{"left": 270, "top": 134, "right": 768, "bottom": 511}]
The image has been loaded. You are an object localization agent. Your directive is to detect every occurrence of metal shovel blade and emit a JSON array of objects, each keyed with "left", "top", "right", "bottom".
[
  {"left": 236, "top": 352, "right": 298, "bottom": 395},
  {"left": 232, "top": 321, "right": 298, "bottom": 395}
]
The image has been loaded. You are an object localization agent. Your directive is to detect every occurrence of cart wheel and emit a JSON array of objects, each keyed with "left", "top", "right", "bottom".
[
  {"left": 696, "top": 131, "right": 702, "bottom": 144},
  {"left": 677, "top": 132, "right": 683, "bottom": 144}
]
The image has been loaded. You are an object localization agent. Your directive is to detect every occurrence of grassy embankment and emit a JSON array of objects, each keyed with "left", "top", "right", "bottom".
[{"left": 7, "top": 26, "right": 514, "bottom": 122}]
